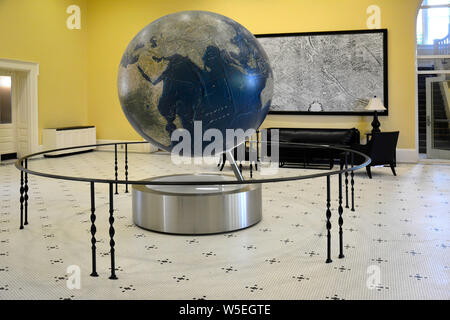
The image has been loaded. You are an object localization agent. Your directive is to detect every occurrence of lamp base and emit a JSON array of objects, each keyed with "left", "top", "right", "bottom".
[{"left": 371, "top": 111, "right": 381, "bottom": 134}]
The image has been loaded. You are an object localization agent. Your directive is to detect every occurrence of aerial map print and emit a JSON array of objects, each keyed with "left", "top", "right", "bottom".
[{"left": 257, "top": 31, "right": 386, "bottom": 114}]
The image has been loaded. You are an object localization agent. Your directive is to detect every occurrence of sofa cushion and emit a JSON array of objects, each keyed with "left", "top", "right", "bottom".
[
  {"left": 272, "top": 128, "right": 359, "bottom": 146},
  {"left": 264, "top": 128, "right": 360, "bottom": 168}
]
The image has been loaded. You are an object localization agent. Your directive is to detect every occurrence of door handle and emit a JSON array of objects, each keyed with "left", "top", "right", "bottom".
[{"left": 426, "top": 115, "right": 431, "bottom": 127}]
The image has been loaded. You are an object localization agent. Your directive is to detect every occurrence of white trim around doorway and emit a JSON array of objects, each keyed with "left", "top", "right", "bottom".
[{"left": 0, "top": 58, "right": 39, "bottom": 157}]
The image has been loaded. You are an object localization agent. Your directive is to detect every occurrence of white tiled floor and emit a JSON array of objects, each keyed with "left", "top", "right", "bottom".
[{"left": 0, "top": 151, "right": 448, "bottom": 300}]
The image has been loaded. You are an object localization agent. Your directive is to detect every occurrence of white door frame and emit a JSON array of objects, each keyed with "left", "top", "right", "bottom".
[
  {"left": 426, "top": 76, "right": 450, "bottom": 159},
  {"left": 413, "top": 2, "right": 422, "bottom": 162},
  {"left": 0, "top": 58, "right": 39, "bottom": 157},
  {"left": 415, "top": 1, "right": 450, "bottom": 160}
]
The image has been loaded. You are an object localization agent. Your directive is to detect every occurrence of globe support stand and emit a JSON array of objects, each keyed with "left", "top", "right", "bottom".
[
  {"left": 226, "top": 150, "right": 244, "bottom": 182},
  {"left": 132, "top": 172, "right": 262, "bottom": 235}
]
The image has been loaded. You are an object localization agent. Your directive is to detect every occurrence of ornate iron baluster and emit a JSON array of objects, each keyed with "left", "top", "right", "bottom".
[
  {"left": 338, "top": 171, "right": 344, "bottom": 259},
  {"left": 256, "top": 130, "right": 260, "bottom": 166},
  {"left": 345, "top": 152, "right": 349, "bottom": 209},
  {"left": 351, "top": 153, "right": 355, "bottom": 212},
  {"left": 90, "top": 182, "right": 98, "bottom": 277},
  {"left": 114, "top": 144, "right": 118, "bottom": 195},
  {"left": 125, "top": 144, "right": 129, "bottom": 193},
  {"left": 19, "top": 161, "right": 24, "bottom": 230},
  {"left": 326, "top": 176, "right": 332, "bottom": 263},
  {"left": 24, "top": 159, "right": 28, "bottom": 225},
  {"left": 108, "top": 183, "right": 118, "bottom": 279}
]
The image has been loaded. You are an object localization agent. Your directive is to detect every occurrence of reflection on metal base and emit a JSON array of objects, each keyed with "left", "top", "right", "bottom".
[
  {"left": 226, "top": 150, "right": 244, "bottom": 181},
  {"left": 132, "top": 174, "right": 262, "bottom": 234}
]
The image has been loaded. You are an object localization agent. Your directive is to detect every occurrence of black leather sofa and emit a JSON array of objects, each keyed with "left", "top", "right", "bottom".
[{"left": 264, "top": 128, "right": 361, "bottom": 169}]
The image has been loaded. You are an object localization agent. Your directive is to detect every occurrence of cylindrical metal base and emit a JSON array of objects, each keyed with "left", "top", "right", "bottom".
[{"left": 132, "top": 174, "right": 262, "bottom": 234}]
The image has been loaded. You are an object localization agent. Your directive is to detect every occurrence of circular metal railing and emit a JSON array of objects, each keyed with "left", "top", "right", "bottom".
[
  {"left": 13, "top": 140, "right": 371, "bottom": 278},
  {"left": 15, "top": 141, "right": 370, "bottom": 185}
]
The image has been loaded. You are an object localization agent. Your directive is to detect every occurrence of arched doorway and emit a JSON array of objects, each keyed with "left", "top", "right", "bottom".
[{"left": 416, "top": 0, "right": 450, "bottom": 159}]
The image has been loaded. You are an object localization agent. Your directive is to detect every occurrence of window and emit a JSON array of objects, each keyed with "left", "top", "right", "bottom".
[{"left": 417, "top": 0, "right": 450, "bottom": 46}]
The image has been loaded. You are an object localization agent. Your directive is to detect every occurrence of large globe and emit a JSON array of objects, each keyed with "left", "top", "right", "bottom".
[{"left": 118, "top": 11, "right": 273, "bottom": 155}]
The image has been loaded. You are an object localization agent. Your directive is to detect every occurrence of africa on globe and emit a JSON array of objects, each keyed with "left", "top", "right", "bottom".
[{"left": 117, "top": 10, "right": 273, "bottom": 155}]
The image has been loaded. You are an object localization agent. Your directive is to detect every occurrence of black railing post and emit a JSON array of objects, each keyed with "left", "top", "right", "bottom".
[
  {"left": 338, "top": 170, "right": 344, "bottom": 259},
  {"left": 345, "top": 152, "right": 349, "bottom": 209},
  {"left": 326, "top": 176, "right": 332, "bottom": 264},
  {"left": 256, "top": 130, "right": 259, "bottom": 170},
  {"left": 19, "top": 161, "right": 24, "bottom": 230},
  {"left": 114, "top": 144, "right": 118, "bottom": 195},
  {"left": 90, "top": 182, "right": 98, "bottom": 277},
  {"left": 125, "top": 144, "right": 129, "bottom": 193},
  {"left": 24, "top": 159, "right": 29, "bottom": 225},
  {"left": 351, "top": 153, "right": 355, "bottom": 212},
  {"left": 108, "top": 183, "right": 118, "bottom": 280}
]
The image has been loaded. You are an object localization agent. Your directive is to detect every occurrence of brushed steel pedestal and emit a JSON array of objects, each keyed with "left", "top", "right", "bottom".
[{"left": 132, "top": 174, "right": 262, "bottom": 234}]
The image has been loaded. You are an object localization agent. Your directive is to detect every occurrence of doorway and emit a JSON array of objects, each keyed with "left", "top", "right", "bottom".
[
  {"left": 416, "top": 0, "right": 450, "bottom": 159},
  {"left": 0, "top": 73, "right": 17, "bottom": 161},
  {"left": 426, "top": 76, "right": 450, "bottom": 158},
  {"left": 0, "top": 59, "right": 39, "bottom": 161}
]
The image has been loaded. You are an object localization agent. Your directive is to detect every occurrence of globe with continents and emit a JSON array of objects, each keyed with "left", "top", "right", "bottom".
[{"left": 117, "top": 10, "right": 273, "bottom": 155}]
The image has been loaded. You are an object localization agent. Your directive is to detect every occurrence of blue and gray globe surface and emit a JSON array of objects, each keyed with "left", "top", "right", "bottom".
[{"left": 118, "top": 11, "right": 273, "bottom": 154}]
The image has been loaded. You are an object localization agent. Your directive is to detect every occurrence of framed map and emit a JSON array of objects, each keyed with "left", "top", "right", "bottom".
[{"left": 256, "top": 29, "right": 388, "bottom": 115}]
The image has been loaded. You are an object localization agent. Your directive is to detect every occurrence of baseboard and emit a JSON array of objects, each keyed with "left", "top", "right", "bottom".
[
  {"left": 396, "top": 148, "right": 418, "bottom": 163},
  {"left": 96, "top": 139, "right": 158, "bottom": 153}
]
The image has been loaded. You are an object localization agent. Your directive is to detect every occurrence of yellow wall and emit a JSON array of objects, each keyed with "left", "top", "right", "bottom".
[
  {"left": 87, "top": 0, "right": 422, "bottom": 149},
  {"left": 1, "top": 0, "right": 422, "bottom": 149},
  {"left": 0, "top": 0, "right": 88, "bottom": 143}
]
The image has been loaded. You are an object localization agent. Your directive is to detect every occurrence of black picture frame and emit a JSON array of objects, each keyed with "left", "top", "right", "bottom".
[{"left": 256, "top": 29, "right": 388, "bottom": 116}]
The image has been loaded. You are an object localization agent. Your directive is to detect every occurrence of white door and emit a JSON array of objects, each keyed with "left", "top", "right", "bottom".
[{"left": 0, "top": 72, "right": 17, "bottom": 160}]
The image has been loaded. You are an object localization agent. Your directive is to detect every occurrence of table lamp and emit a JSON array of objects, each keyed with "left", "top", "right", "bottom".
[{"left": 365, "top": 96, "right": 386, "bottom": 134}]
